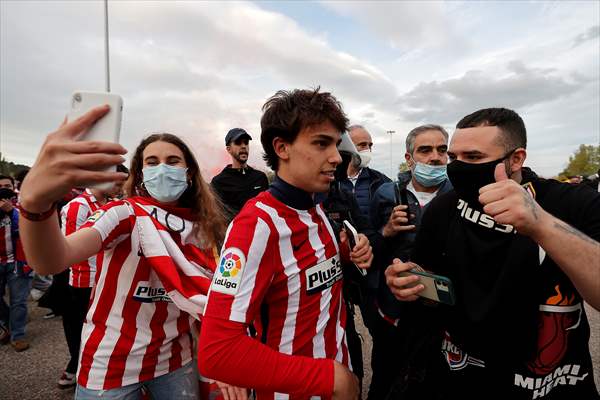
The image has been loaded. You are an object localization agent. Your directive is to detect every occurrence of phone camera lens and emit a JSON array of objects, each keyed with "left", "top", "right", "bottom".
[{"left": 73, "top": 93, "right": 82, "bottom": 102}]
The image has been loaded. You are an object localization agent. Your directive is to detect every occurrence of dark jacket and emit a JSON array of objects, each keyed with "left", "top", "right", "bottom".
[
  {"left": 386, "top": 169, "right": 600, "bottom": 400},
  {"left": 369, "top": 171, "right": 452, "bottom": 316},
  {"left": 340, "top": 167, "right": 391, "bottom": 218},
  {"left": 370, "top": 171, "right": 453, "bottom": 263},
  {"left": 211, "top": 165, "right": 269, "bottom": 219}
]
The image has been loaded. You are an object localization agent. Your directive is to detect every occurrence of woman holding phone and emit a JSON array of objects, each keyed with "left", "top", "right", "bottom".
[{"left": 18, "top": 106, "right": 246, "bottom": 399}]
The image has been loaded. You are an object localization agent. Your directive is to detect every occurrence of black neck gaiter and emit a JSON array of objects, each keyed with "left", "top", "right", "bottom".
[{"left": 447, "top": 154, "right": 511, "bottom": 207}]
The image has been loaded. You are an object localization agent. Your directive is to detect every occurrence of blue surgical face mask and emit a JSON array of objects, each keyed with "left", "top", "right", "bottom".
[
  {"left": 142, "top": 163, "right": 189, "bottom": 203},
  {"left": 412, "top": 161, "right": 447, "bottom": 188}
]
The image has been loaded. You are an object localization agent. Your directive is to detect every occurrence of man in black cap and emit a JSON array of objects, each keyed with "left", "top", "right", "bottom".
[{"left": 211, "top": 128, "right": 269, "bottom": 219}]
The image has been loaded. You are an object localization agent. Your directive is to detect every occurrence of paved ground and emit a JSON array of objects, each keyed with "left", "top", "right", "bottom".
[{"left": 0, "top": 300, "right": 597, "bottom": 400}]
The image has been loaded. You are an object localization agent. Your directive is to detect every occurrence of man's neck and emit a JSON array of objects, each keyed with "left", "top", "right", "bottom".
[
  {"left": 275, "top": 169, "right": 313, "bottom": 196},
  {"left": 410, "top": 178, "right": 439, "bottom": 193},
  {"left": 347, "top": 164, "right": 361, "bottom": 178},
  {"left": 512, "top": 169, "right": 523, "bottom": 184},
  {"left": 269, "top": 174, "right": 315, "bottom": 210},
  {"left": 231, "top": 159, "right": 247, "bottom": 169}
]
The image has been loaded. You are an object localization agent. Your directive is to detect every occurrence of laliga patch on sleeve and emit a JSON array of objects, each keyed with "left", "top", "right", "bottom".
[
  {"left": 211, "top": 247, "right": 246, "bottom": 295},
  {"left": 87, "top": 209, "right": 106, "bottom": 223}
]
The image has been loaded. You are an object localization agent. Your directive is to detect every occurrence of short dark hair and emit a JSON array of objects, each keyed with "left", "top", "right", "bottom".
[
  {"left": 0, "top": 175, "right": 15, "bottom": 186},
  {"left": 14, "top": 168, "right": 30, "bottom": 183},
  {"left": 456, "top": 108, "right": 527, "bottom": 151},
  {"left": 260, "top": 87, "right": 349, "bottom": 171}
]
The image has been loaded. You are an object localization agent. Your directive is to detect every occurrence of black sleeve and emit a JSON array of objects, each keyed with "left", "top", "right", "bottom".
[
  {"left": 410, "top": 192, "right": 454, "bottom": 271},
  {"left": 260, "top": 173, "right": 269, "bottom": 191},
  {"left": 542, "top": 182, "right": 600, "bottom": 242},
  {"left": 210, "top": 176, "right": 224, "bottom": 200}
]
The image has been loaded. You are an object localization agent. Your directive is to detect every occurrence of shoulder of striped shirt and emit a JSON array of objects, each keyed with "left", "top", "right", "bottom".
[{"left": 65, "top": 195, "right": 91, "bottom": 209}]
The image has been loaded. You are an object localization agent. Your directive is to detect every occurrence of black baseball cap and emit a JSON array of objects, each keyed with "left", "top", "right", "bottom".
[{"left": 225, "top": 128, "right": 252, "bottom": 145}]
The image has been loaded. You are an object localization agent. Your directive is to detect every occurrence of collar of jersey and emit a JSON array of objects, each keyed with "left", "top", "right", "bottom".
[
  {"left": 268, "top": 175, "right": 315, "bottom": 210},
  {"left": 130, "top": 195, "right": 194, "bottom": 221}
]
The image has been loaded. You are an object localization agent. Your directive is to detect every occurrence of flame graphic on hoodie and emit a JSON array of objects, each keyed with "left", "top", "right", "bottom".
[
  {"left": 528, "top": 284, "right": 582, "bottom": 375},
  {"left": 546, "top": 285, "right": 575, "bottom": 306}
]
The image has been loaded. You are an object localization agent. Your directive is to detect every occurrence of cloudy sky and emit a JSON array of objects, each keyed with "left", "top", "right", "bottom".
[{"left": 1, "top": 0, "right": 598, "bottom": 178}]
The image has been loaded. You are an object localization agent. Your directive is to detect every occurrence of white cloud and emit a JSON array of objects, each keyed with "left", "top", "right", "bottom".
[
  {"left": 321, "top": 0, "right": 453, "bottom": 49},
  {"left": 1, "top": 0, "right": 399, "bottom": 176},
  {"left": 1, "top": 0, "right": 598, "bottom": 179},
  {"left": 396, "top": 60, "right": 589, "bottom": 124}
]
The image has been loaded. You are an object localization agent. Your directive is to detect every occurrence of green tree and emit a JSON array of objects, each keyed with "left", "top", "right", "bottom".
[
  {"left": 0, "top": 152, "right": 30, "bottom": 176},
  {"left": 560, "top": 144, "right": 600, "bottom": 178}
]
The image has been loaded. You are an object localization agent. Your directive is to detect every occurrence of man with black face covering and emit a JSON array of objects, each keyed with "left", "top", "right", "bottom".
[{"left": 385, "top": 108, "right": 600, "bottom": 400}]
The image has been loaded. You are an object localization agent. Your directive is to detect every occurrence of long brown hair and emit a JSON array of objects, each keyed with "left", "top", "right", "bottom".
[{"left": 124, "top": 133, "right": 226, "bottom": 248}]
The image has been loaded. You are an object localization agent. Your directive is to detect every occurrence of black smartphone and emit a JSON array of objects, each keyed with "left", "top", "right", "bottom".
[{"left": 342, "top": 220, "right": 367, "bottom": 276}]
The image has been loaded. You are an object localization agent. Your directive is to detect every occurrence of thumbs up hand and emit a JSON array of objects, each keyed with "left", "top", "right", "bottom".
[
  {"left": 494, "top": 162, "right": 509, "bottom": 182},
  {"left": 478, "top": 163, "right": 547, "bottom": 237}
]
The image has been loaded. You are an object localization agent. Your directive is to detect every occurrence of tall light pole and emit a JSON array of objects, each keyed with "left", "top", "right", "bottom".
[
  {"left": 104, "top": 0, "right": 111, "bottom": 92},
  {"left": 387, "top": 130, "right": 395, "bottom": 177}
]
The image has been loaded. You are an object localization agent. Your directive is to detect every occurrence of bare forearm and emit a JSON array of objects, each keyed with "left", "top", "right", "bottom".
[
  {"left": 20, "top": 211, "right": 71, "bottom": 275},
  {"left": 20, "top": 200, "right": 102, "bottom": 275},
  {"left": 532, "top": 212, "right": 600, "bottom": 310}
]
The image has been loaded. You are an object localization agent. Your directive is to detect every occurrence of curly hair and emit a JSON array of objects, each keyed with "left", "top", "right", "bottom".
[{"left": 260, "top": 87, "right": 348, "bottom": 170}]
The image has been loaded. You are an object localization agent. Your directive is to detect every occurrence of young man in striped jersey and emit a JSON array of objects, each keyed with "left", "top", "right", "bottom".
[
  {"left": 200, "top": 88, "right": 373, "bottom": 400},
  {"left": 57, "top": 186, "right": 109, "bottom": 388}
]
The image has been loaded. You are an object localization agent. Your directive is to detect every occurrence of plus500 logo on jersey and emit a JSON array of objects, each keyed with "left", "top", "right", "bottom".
[
  {"left": 306, "top": 255, "right": 342, "bottom": 295},
  {"left": 133, "top": 281, "right": 172, "bottom": 303},
  {"left": 211, "top": 248, "right": 246, "bottom": 295}
]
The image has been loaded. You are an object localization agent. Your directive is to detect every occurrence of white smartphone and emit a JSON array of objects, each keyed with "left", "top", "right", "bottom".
[
  {"left": 342, "top": 220, "right": 367, "bottom": 276},
  {"left": 68, "top": 91, "right": 123, "bottom": 189}
]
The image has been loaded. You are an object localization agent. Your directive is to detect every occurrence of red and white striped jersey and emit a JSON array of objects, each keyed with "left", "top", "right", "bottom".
[
  {"left": 205, "top": 191, "right": 349, "bottom": 399},
  {"left": 77, "top": 196, "right": 217, "bottom": 390},
  {"left": 61, "top": 189, "right": 103, "bottom": 287},
  {"left": 0, "top": 212, "right": 14, "bottom": 264}
]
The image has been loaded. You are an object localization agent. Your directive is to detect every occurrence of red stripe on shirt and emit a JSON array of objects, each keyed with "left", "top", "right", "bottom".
[
  {"left": 78, "top": 239, "right": 132, "bottom": 388},
  {"left": 103, "top": 257, "right": 149, "bottom": 389},
  {"left": 138, "top": 301, "right": 169, "bottom": 382}
]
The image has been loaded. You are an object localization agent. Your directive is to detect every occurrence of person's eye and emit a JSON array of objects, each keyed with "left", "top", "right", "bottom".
[{"left": 448, "top": 154, "right": 457, "bottom": 161}]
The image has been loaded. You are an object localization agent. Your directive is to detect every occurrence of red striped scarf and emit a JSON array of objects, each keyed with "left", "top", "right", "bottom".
[{"left": 128, "top": 196, "right": 217, "bottom": 320}]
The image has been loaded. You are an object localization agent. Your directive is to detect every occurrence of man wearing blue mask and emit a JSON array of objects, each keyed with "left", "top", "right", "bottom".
[
  {"left": 366, "top": 124, "right": 452, "bottom": 400},
  {"left": 386, "top": 108, "right": 599, "bottom": 399}
]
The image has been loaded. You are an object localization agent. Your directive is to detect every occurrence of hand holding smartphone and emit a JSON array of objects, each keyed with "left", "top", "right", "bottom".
[
  {"left": 397, "top": 266, "right": 455, "bottom": 305},
  {"left": 68, "top": 91, "right": 123, "bottom": 189},
  {"left": 342, "top": 220, "right": 367, "bottom": 276}
]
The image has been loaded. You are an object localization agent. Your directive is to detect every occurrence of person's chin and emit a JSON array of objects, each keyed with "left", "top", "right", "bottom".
[{"left": 312, "top": 180, "right": 332, "bottom": 193}]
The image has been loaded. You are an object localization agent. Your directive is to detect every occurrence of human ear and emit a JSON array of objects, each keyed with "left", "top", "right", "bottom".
[{"left": 273, "top": 137, "right": 290, "bottom": 161}]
